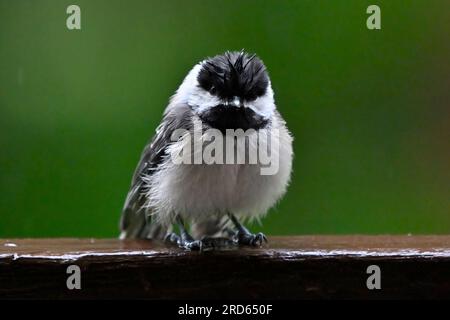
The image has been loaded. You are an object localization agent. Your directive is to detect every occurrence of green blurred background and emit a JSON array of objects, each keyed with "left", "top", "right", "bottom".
[{"left": 0, "top": 0, "right": 449, "bottom": 237}]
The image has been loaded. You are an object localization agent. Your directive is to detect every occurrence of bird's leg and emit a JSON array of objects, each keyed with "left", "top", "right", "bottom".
[
  {"left": 165, "top": 216, "right": 203, "bottom": 251},
  {"left": 228, "top": 213, "right": 268, "bottom": 247}
]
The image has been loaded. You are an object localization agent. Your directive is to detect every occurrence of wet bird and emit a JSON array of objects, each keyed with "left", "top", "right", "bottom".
[{"left": 120, "top": 51, "right": 293, "bottom": 250}]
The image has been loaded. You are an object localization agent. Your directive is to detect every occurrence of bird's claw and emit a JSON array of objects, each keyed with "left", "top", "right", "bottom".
[
  {"left": 165, "top": 232, "right": 180, "bottom": 244},
  {"left": 235, "top": 231, "right": 268, "bottom": 247},
  {"left": 201, "top": 236, "right": 235, "bottom": 248},
  {"left": 165, "top": 230, "right": 268, "bottom": 250},
  {"left": 165, "top": 232, "right": 203, "bottom": 251},
  {"left": 184, "top": 239, "right": 203, "bottom": 251}
]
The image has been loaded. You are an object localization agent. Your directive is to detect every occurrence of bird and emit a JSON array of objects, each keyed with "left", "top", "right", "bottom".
[{"left": 119, "top": 50, "right": 293, "bottom": 250}]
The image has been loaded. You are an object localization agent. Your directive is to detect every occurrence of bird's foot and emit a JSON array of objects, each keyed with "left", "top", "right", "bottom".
[
  {"left": 165, "top": 232, "right": 203, "bottom": 251},
  {"left": 234, "top": 230, "right": 268, "bottom": 247},
  {"left": 227, "top": 214, "right": 268, "bottom": 247},
  {"left": 201, "top": 236, "right": 236, "bottom": 249},
  {"left": 165, "top": 233, "right": 239, "bottom": 251}
]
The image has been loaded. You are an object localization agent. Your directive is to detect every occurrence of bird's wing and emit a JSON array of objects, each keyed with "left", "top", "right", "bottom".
[{"left": 119, "top": 104, "right": 194, "bottom": 239}]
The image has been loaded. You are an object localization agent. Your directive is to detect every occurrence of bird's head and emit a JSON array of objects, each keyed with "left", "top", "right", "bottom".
[{"left": 173, "top": 51, "right": 275, "bottom": 132}]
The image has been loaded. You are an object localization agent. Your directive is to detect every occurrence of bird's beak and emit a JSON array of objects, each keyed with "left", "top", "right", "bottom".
[{"left": 229, "top": 97, "right": 244, "bottom": 109}]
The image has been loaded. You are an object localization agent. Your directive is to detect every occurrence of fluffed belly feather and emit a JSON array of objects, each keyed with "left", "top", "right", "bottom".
[{"left": 143, "top": 125, "right": 293, "bottom": 226}]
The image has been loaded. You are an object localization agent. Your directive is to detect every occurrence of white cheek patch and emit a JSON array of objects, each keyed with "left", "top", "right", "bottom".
[
  {"left": 188, "top": 89, "right": 222, "bottom": 114},
  {"left": 245, "top": 84, "right": 275, "bottom": 119},
  {"left": 170, "top": 63, "right": 203, "bottom": 106},
  {"left": 170, "top": 62, "right": 222, "bottom": 114}
]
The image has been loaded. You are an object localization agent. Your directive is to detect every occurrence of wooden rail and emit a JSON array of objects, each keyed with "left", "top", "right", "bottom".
[{"left": 1, "top": 236, "right": 450, "bottom": 299}]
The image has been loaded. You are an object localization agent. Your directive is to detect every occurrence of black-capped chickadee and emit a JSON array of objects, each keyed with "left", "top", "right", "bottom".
[{"left": 120, "top": 51, "right": 293, "bottom": 250}]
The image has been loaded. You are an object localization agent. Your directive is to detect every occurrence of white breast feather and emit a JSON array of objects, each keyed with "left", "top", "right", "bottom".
[{"left": 143, "top": 114, "right": 293, "bottom": 226}]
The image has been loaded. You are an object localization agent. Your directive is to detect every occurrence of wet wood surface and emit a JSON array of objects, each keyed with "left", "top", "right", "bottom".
[{"left": 1, "top": 236, "right": 450, "bottom": 299}]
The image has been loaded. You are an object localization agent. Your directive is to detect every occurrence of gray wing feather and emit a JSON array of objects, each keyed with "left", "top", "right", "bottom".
[{"left": 119, "top": 104, "right": 193, "bottom": 239}]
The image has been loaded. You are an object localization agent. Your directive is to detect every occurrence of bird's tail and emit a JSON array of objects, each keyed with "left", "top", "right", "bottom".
[
  {"left": 119, "top": 210, "right": 168, "bottom": 240},
  {"left": 119, "top": 183, "right": 168, "bottom": 240}
]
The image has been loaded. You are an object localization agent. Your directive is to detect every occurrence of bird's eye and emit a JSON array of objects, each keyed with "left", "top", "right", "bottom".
[{"left": 209, "top": 86, "right": 217, "bottom": 95}]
